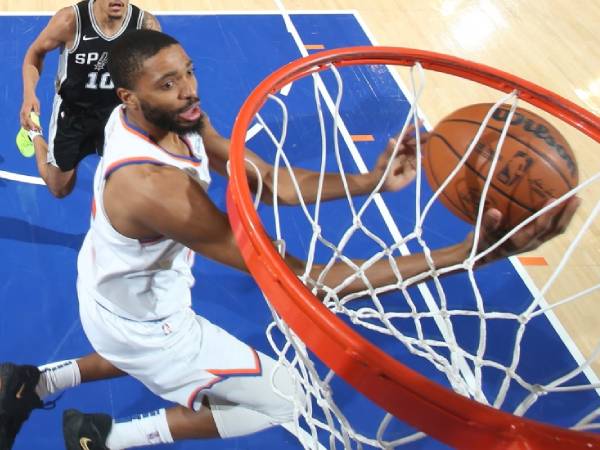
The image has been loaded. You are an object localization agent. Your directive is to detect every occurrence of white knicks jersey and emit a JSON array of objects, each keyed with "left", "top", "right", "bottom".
[{"left": 77, "top": 105, "right": 212, "bottom": 321}]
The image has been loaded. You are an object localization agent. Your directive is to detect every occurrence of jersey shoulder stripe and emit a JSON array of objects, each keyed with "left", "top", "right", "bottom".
[
  {"left": 67, "top": 3, "right": 81, "bottom": 53},
  {"left": 104, "top": 157, "right": 166, "bottom": 179},
  {"left": 118, "top": 110, "right": 203, "bottom": 166}
]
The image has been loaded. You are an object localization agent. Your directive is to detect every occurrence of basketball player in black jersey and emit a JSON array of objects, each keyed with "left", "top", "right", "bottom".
[{"left": 16, "top": 0, "right": 161, "bottom": 198}]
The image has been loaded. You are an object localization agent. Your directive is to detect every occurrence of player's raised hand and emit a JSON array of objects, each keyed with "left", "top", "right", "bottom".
[
  {"left": 467, "top": 196, "right": 581, "bottom": 265},
  {"left": 20, "top": 96, "right": 41, "bottom": 131},
  {"left": 376, "top": 123, "right": 428, "bottom": 193}
]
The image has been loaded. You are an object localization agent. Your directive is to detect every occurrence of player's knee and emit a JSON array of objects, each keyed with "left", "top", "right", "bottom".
[
  {"left": 47, "top": 184, "right": 73, "bottom": 198},
  {"left": 266, "top": 393, "right": 295, "bottom": 424},
  {"left": 264, "top": 368, "right": 303, "bottom": 424},
  {"left": 45, "top": 168, "right": 76, "bottom": 198}
]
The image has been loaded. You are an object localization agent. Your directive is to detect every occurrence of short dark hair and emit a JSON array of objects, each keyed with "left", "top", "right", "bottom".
[{"left": 108, "top": 29, "right": 180, "bottom": 90}]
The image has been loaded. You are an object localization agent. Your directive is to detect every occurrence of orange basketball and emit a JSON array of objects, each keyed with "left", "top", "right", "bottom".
[{"left": 422, "top": 103, "right": 579, "bottom": 230}]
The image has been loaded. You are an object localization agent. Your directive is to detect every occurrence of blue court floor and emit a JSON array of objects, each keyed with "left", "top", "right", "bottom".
[{"left": 0, "top": 12, "right": 597, "bottom": 450}]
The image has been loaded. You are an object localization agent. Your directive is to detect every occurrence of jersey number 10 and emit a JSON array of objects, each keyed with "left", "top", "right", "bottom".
[{"left": 85, "top": 71, "right": 114, "bottom": 90}]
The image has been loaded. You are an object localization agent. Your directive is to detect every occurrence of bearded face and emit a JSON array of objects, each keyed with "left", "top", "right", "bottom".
[{"left": 139, "top": 97, "right": 205, "bottom": 135}]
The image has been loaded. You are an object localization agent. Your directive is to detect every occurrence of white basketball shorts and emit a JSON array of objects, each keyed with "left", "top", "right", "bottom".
[{"left": 77, "top": 283, "right": 261, "bottom": 410}]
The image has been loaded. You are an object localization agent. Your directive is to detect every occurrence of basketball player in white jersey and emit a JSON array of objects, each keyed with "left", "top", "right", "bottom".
[
  {"left": 16, "top": 0, "right": 160, "bottom": 198},
  {"left": 0, "top": 30, "right": 579, "bottom": 450}
]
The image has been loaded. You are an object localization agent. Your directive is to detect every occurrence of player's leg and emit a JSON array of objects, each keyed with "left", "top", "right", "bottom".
[
  {"left": 65, "top": 306, "right": 297, "bottom": 449},
  {"left": 16, "top": 110, "right": 77, "bottom": 198},
  {"left": 42, "top": 97, "right": 90, "bottom": 199},
  {"left": 0, "top": 353, "right": 125, "bottom": 449},
  {"left": 199, "top": 350, "right": 296, "bottom": 438},
  {"left": 63, "top": 405, "right": 216, "bottom": 449},
  {"left": 38, "top": 353, "right": 126, "bottom": 399},
  {"left": 143, "top": 350, "right": 295, "bottom": 441},
  {"left": 16, "top": 96, "right": 78, "bottom": 198},
  {"left": 62, "top": 351, "right": 295, "bottom": 449},
  {"left": 40, "top": 103, "right": 112, "bottom": 198},
  {"left": 20, "top": 96, "right": 104, "bottom": 198},
  {"left": 34, "top": 134, "right": 77, "bottom": 199}
]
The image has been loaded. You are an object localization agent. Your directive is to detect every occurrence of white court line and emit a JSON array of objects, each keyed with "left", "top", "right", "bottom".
[
  {"left": 280, "top": 82, "right": 293, "bottom": 96},
  {"left": 0, "top": 169, "right": 45, "bottom": 185},
  {"left": 511, "top": 261, "right": 600, "bottom": 388},
  {"left": 246, "top": 123, "right": 264, "bottom": 141}
]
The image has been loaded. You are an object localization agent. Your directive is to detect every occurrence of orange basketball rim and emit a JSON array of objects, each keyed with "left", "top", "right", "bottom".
[{"left": 226, "top": 46, "right": 600, "bottom": 449}]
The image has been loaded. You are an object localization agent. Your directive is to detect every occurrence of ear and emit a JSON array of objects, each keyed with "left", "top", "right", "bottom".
[{"left": 116, "top": 87, "right": 139, "bottom": 110}]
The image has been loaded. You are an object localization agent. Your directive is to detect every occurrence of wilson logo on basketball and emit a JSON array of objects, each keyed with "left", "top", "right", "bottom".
[{"left": 493, "top": 107, "right": 577, "bottom": 178}]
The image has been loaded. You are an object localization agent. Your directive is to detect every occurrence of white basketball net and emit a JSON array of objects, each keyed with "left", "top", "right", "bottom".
[{"left": 242, "top": 60, "right": 600, "bottom": 449}]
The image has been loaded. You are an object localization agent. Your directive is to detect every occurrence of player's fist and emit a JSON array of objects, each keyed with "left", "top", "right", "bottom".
[{"left": 20, "top": 96, "right": 41, "bottom": 131}]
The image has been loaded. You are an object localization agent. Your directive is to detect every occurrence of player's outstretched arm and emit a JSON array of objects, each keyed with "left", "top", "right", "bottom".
[
  {"left": 20, "top": 7, "right": 75, "bottom": 130},
  {"left": 201, "top": 117, "right": 421, "bottom": 205},
  {"left": 307, "top": 197, "right": 580, "bottom": 297},
  {"left": 141, "top": 11, "right": 161, "bottom": 31}
]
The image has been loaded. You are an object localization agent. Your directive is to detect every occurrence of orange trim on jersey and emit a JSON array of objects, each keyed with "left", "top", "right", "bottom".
[
  {"left": 104, "top": 156, "right": 165, "bottom": 178},
  {"left": 91, "top": 196, "right": 96, "bottom": 219},
  {"left": 207, "top": 348, "right": 262, "bottom": 376},
  {"left": 186, "top": 349, "right": 262, "bottom": 409},
  {"left": 187, "top": 377, "right": 224, "bottom": 410},
  {"left": 119, "top": 111, "right": 156, "bottom": 145},
  {"left": 118, "top": 109, "right": 201, "bottom": 167}
]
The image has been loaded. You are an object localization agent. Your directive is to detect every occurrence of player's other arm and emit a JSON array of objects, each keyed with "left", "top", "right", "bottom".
[
  {"left": 141, "top": 11, "right": 161, "bottom": 31},
  {"left": 309, "top": 197, "right": 580, "bottom": 296},
  {"left": 201, "top": 117, "right": 420, "bottom": 205},
  {"left": 21, "top": 7, "right": 75, "bottom": 130}
]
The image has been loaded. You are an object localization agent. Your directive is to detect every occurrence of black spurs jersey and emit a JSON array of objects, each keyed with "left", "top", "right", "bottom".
[{"left": 56, "top": 0, "right": 144, "bottom": 109}]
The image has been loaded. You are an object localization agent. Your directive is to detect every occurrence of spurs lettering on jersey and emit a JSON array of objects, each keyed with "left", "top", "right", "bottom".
[{"left": 74, "top": 51, "right": 114, "bottom": 90}]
